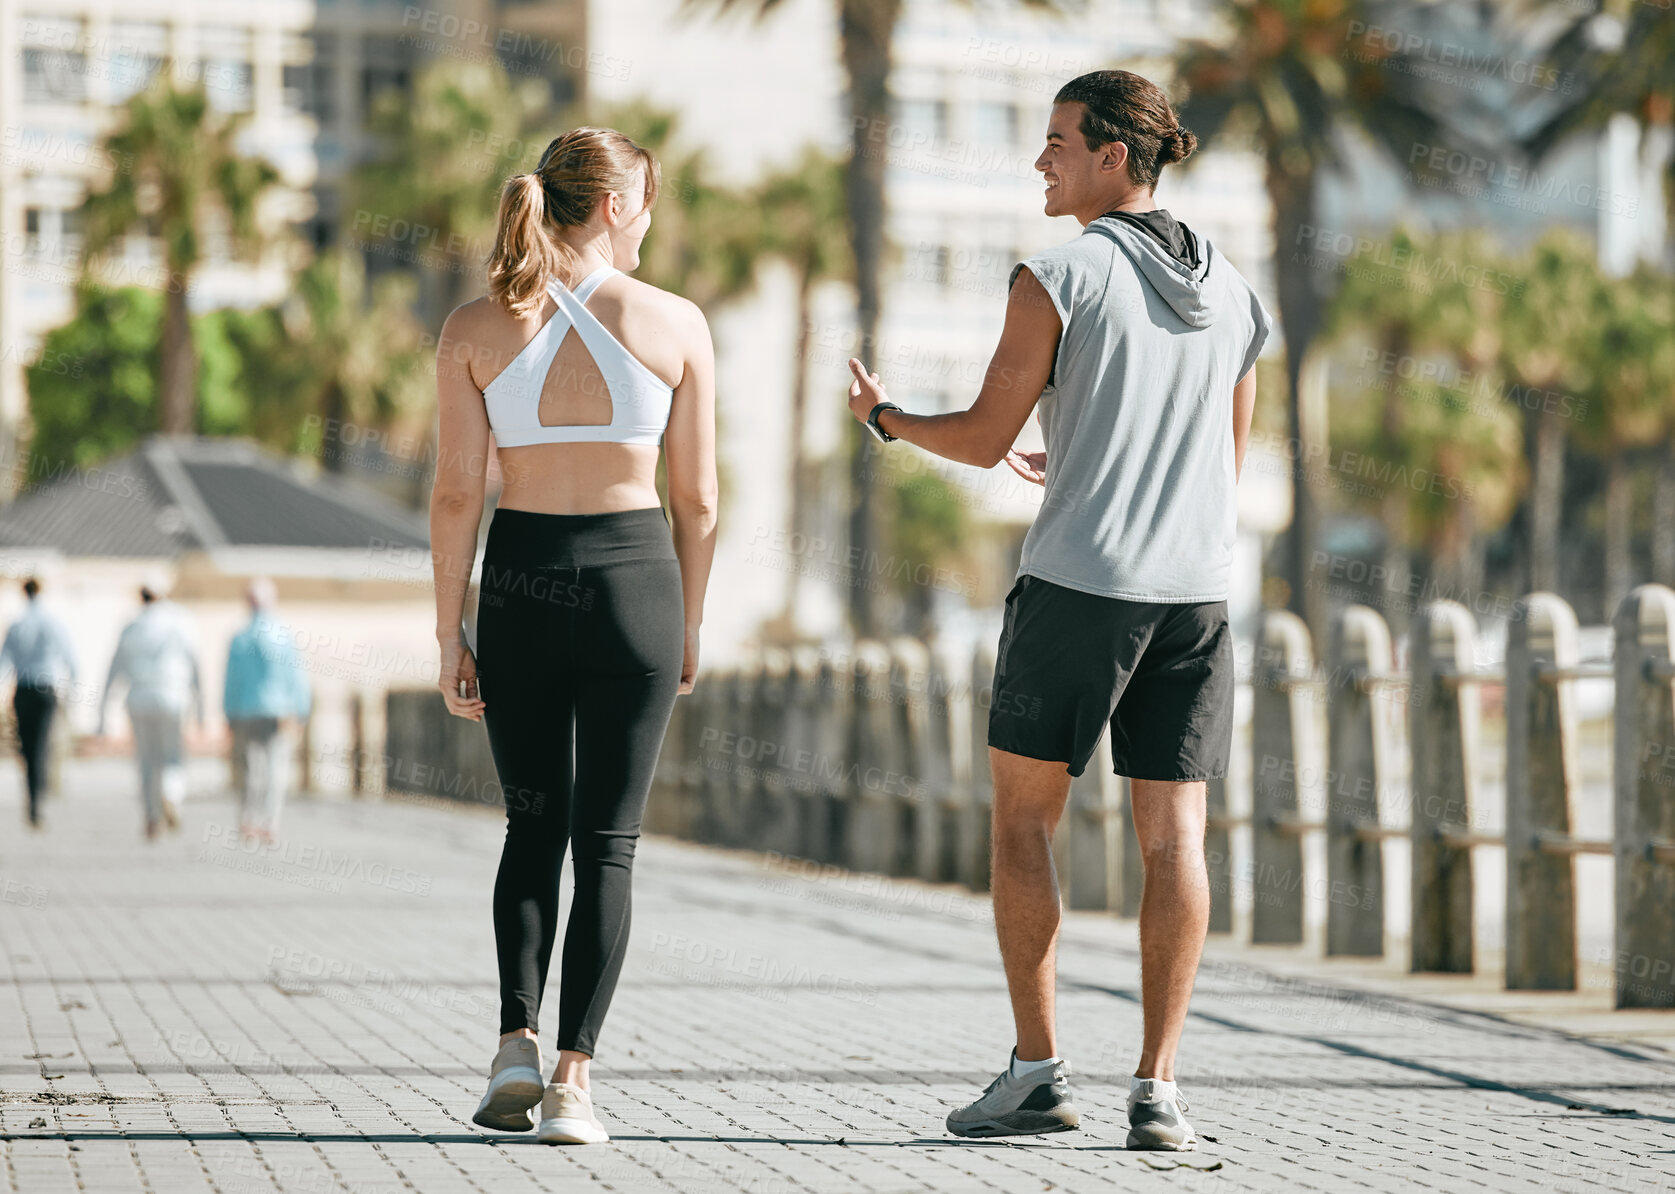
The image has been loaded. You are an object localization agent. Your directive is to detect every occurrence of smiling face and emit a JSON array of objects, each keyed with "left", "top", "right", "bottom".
[{"left": 1034, "top": 102, "right": 1136, "bottom": 224}]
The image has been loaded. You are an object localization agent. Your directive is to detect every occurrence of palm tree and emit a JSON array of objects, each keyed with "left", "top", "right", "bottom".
[
  {"left": 352, "top": 59, "right": 549, "bottom": 329},
  {"left": 1320, "top": 227, "right": 1458, "bottom": 622},
  {"left": 1570, "top": 267, "right": 1675, "bottom": 615},
  {"left": 1495, "top": 231, "right": 1598, "bottom": 593},
  {"left": 597, "top": 103, "right": 764, "bottom": 311},
  {"left": 1323, "top": 227, "right": 1523, "bottom": 605},
  {"left": 1526, "top": 1, "right": 1675, "bottom": 238},
  {"left": 685, "top": 0, "right": 1055, "bottom": 636},
  {"left": 756, "top": 148, "right": 853, "bottom": 630},
  {"left": 80, "top": 77, "right": 280, "bottom": 435},
  {"left": 1523, "top": 4, "right": 1675, "bottom": 589},
  {"left": 1173, "top": 0, "right": 1453, "bottom": 641},
  {"left": 280, "top": 252, "right": 432, "bottom": 474}
]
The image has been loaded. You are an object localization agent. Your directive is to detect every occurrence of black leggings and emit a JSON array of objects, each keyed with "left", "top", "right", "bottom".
[{"left": 476, "top": 506, "right": 685, "bottom": 1057}]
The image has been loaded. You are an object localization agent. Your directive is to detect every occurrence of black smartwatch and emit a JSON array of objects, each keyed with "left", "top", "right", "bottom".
[{"left": 866, "top": 401, "right": 902, "bottom": 443}]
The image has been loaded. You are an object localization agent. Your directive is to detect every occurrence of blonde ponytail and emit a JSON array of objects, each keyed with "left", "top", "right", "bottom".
[
  {"left": 484, "top": 128, "right": 660, "bottom": 316},
  {"left": 486, "top": 174, "right": 567, "bottom": 317}
]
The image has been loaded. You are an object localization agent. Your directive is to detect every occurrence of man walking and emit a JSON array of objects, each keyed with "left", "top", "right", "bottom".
[
  {"left": 846, "top": 70, "right": 1269, "bottom": 1150},
  {"left": 99, "top": 581, "right": 203, "bottom": 839},
  {"left": 1, "top": 577, "right": 78, "bottom": 829},
  {"left": 223, "top": 578, "right": 310, "bottom": 841}
]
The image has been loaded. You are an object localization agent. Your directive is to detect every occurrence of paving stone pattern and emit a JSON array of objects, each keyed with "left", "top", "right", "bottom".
[{"left": 2, "top": 761, "right": 1672, "bottom": 1193}]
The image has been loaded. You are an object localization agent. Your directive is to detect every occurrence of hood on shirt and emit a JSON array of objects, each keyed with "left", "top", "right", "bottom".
[{"left": 1086, "top": 214, "right": 1221, "bottom": 329}]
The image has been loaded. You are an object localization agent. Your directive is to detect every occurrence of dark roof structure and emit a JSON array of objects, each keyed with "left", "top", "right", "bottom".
[{"left": 0, "top": 437, "right": 429, "bottom": 558}]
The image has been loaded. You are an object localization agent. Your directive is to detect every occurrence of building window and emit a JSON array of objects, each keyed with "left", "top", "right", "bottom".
[
  {"left": 108, "top": 21, "right": 167, "bottom": 104},
  {"left": 361, "top": 35, "right": 416, "bottom": 113},
  {"left": 21, "top": 16, "right": 88, "bottom": 106},
  {"left": 895, "top": 98, "right": 948, "bottom": 143},
  {"left": 283, "top": 31, "right": 336, "bottom": 121},
  {"left": 974, "top": 102, "right": 1018, "bottom": 147},
  {"left": 198, "top": 26, "right": 254, "bottom": 112}
]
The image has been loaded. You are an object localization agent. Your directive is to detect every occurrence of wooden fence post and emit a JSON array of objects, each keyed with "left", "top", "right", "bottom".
[
  {"left": 886, "top": 637, "right": 931, "bottom": 880},
  {"left": 806, "top": 650, "right": 853, "bottom": 863},
  {"left": 1206, "top": 771, "right": 1233, "bottom": 933},
  {"left": 1251, "top": 608, "right": 1313, "bottom": 944},
  {"left": 1505, "top": 592, "right": 1581, "bottom": 991},
  {"left": 892, "top": 639, "right": 959, "bottom": 884},
  {"left": 1067, "top": 735, "right": 1119, "bottom": 911},
  {"left": 962, "top": 642, "right": 997, "bottom": 892},
  {"left": 1408, "top": 600, "right": 1480, "bottom": 973},
  {"left": 1612, "top": 584, "right": 1675, "bottom": 1008},
  {"left": 783, "top": 647, "right": 826, "bottom": 860},
  {"left": 752, "top": 648, "right": 795, "bottom": 855},
  {"left": 1325, "top": 605, "right": 1393, "bottom": 957},
  {"left": 846, "top": 641, "right": 897, "bottom": 874}
]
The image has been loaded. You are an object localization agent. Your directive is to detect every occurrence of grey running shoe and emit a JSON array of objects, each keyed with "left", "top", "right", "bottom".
[
  {"left": 471, "top": 1037, "right": 543, "bottom": 1132},
  {"left": 1126, "top": 1077, "right": 1198, "bottom": 1151},
  {"left": 946, "top": 1054, "right": 1080, "bottom": 1138},
  {"left": 537, "top": 1082, "right": 610, "bottom": 1144}
]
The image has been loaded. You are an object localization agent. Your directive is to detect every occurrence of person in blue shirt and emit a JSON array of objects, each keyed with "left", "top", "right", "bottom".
[
  {"left": 0, "top": 577, "right": 78, "bottom": 829},
  {"left": 223, "top": 578, "right": 310, "bottom": 841},
  {"left": 99, "top": 582, "right": 203, "bottom": 839}
]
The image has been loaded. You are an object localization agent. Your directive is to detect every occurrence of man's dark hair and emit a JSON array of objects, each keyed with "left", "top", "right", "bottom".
[
  {"left": 23, "top": 578, "right": 39, "bottom": 599},
  {"left": 1053, "top": 70, "right": 1198, "bottom": 190}
]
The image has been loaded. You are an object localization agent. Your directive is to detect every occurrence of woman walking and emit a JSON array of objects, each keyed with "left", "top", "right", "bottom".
[{"left": 429, "top": 127, "right": 717, "bottom": 1145}]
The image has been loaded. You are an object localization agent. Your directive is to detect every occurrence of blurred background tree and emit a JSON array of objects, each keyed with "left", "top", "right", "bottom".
[
  {"left": 1173, "top": 0, "right": 1457, "bottom": 641},
  {"left": 79, "top": 76, "right": 281, "bottom": 436},
  {"left": 352, "top": 59, "right": 549, "bottom": 327},
  {"left": 1569, "top": 266, "right": 1675, "bottom": 613},
  {"left": 687, "top": 0, "right": 1059, "bottom": 638},
  {"left": 1496, "top": 231, "right": 1599, "bottom": 595},
  {"left": 756, "top": 148, "right": 852, "bottom": 628}
]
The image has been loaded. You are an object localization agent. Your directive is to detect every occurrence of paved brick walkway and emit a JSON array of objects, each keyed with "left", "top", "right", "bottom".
[{"left": 3, "top": 760, "right": 1673, "bottom": 1193}]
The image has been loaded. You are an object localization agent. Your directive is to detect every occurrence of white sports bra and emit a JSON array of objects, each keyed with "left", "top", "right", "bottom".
[{"left": 483, "top": 266, "right": 674, "bottom": 447}]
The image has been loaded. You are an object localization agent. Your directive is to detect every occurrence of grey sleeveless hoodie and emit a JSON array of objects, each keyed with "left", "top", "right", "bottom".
[{"left": 1008, "top": 213, "right": 1271, "bottom": 603}]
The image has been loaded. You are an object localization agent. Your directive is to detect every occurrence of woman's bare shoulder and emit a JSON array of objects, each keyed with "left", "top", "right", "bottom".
[
  {"left": 441, "top": 295, "right": 510, "bottom": 338},
  {"left": 611, "top": 275, "right": 708, "bottom": 330}
]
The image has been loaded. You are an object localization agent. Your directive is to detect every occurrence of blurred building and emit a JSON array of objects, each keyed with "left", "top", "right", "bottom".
[{"left": 0, "top": 0, "right": 587, "bottom": 485}]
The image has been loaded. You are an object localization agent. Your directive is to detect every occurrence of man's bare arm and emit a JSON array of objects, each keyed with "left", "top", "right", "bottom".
[
  {"left": 1232, "top": 366, "right": 1256, "bottom": 480},
  {"left": 847, "top": 267, "right": 1061, "bottom": 468}
]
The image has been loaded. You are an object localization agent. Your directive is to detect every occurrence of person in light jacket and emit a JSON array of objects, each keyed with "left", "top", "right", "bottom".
[
  {"left": 99, "top": 581, "right": 203, "bottom": 839},
  {"left": 223, "top": 578, "right": 310, "bottom": 841},
  {"left": 0, "top": 577, "right": 78, "bottom": 829}
]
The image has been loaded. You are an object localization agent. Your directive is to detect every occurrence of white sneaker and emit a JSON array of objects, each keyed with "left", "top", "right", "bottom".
[
  {"left": 537, "top": 1082, "right": 610, "bottom": 1144},
  {"left": 1126, "top": 1076, "right": 1198, "bottom": 1151},
  {"left": 945, "top": 1053, "right": 1081, "bottom": 1138},
  {"left": 471, "top": 1037, "right": 543, "bottom": 1132}
]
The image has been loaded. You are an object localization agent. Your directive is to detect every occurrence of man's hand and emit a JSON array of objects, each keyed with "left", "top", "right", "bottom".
[
  {"left": 1005, "top": 449, "right": 1046, "bottom": 485},
  {"left": 847, "top": 358, "right": 887, "bottom": 424}
]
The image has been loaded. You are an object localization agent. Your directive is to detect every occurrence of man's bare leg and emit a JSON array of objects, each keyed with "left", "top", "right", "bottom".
[
  {"left": 988, "top": 747, "right": 1074, "bottom": 1062},
  {"left": 1129, "top": 777, "right": 1210, "bottom": 1081}
]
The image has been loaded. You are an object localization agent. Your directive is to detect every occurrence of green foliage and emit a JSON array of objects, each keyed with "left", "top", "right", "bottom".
[
  {"left": 25, "top": 287, "right": 161, "bottom": 473},
  {"left": 352, "top": 58, "right": 551, "bottom": 318},
  {"left": 888, "top": 472, "right": 968, "bottom": 595},
  {"left": 598, "top": 100, "right": 764, "bottom": 309}
]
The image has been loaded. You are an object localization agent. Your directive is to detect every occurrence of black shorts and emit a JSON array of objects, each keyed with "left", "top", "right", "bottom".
[{"left": 986, "top": 574, "right": 1235, "bottom": 781}]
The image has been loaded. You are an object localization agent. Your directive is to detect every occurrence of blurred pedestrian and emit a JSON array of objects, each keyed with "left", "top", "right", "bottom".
[
  {"left": 0, "top": 577, "right": 78, "bottom": 830},
  {"left": 99, "top": 580, "right": 202, "bottom": 840},
  {"left": 223, "top": 577, "right": 310, "bottom": 842}
]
